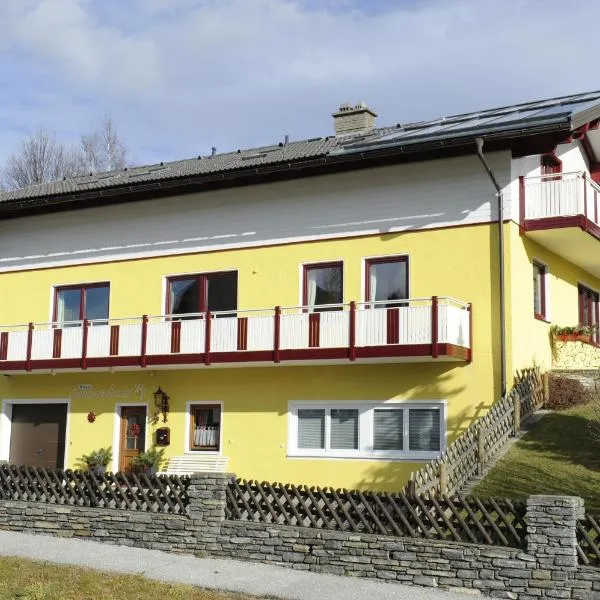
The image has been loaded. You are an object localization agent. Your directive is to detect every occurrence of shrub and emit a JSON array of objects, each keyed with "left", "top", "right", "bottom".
[{"left": 547, "top": 374, "right": 591, "bottom": 410}]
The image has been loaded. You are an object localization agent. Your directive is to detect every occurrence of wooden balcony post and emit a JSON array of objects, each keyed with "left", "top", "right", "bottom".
[
  {"left": 26, "top": 322, "right": 34, "bottom": 372},
  {"left": 204, "top": 311, "right": 212, "bottom": 366},
  {"left": 478, "top": 425, "right": 486, "bottom": 475},
  {"left": 81, "top": 319, "right": 89, "bottom": 370},
  {"left": 431, "top": 296, "right": 439, "bottom": 359},
  {"left": 273, "top": 306, "right": 281, "bottom": 364},
  {"left": 140, "top": 315, "right": 148, "bottom": 368},
  {"left": 349, "top": 301, "right": 356, "bottom": 361},
  {"left": 0, "top": 332, "right": 8, "bottom": 361}
]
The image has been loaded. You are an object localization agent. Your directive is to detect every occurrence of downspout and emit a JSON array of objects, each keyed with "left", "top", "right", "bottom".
[{"left": 475, "top": 137, "right": 507, "bottom": 398}]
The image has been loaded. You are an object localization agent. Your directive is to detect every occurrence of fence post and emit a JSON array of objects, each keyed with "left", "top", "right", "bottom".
[
  {"left": 477, "top": 425, "right": 486, "bottom": 475},
  {"left": 439, "top": 462, "right": 448, "bottom": 496},
  {"left": 543, "top": 372, "right": 550, "bottom": 406},
  {"left": 513, "top": 392, "right": 521, "bottom": 436},
  {"left": 187, "top": 472, "right": 234, "bottom": 542},
  {"left": 526, "top": 495, "right": 583, "bottom": 576},
  {"left": 406, "top": 478, "right": 416, "bottom": 497}
]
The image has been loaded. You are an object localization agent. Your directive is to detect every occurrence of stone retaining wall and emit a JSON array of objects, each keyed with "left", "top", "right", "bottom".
[
  {"left": 0, "top": 473, "right": 599, "bottom": 599},
  {"left": 0, "top": 500, "right": 195, "bottom": 553}
]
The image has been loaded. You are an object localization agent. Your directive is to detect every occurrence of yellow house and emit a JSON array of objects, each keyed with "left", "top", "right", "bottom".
[{"left": 1, "top": 93, "right": 599, "bottom": 490}]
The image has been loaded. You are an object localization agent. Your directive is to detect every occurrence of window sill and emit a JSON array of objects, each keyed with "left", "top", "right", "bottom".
[
  {"left": 534, "top": 313, "right": 550, "bottom": 324},
  {"left": 287, "top": 451, "right": 441, "bottom": 462},
  {"left": 185, "top": 450, "right": 221, "bottom": 455}
]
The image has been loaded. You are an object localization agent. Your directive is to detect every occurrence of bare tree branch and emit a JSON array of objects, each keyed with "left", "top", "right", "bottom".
[
  {"left": 1, "top": 116, "right": 131, "bottom": 191},
  {"left": 2, "top": 129, "right": 85, "bottom": 190},
  {"left": 81, "top": 114, "right": 128, "bottom": 173}
]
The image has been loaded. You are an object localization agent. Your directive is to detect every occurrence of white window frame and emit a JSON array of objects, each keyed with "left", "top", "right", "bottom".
[
  {"left": 287, "top": 400, "right": 446, "bottom": 461},
  {"left": 184, "top": 400, "right": 224, "bottom": 455}
]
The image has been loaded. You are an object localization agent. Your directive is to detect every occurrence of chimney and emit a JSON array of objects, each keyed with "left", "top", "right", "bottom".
[{"left": 332, "top": 102, "right": 377, "bottom": 136}]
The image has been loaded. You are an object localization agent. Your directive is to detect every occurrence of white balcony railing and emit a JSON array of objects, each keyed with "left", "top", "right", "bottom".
[
  {"left": 523, "top": 171, "right": 600, "bottom": 226},
  {"left": 0, "top": 297, "right": 472, "bottom": 371}
]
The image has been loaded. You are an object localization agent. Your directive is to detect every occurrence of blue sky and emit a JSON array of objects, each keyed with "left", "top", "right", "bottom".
[{"left": 0, "top": 0, "right": 599, "bottom": 168}]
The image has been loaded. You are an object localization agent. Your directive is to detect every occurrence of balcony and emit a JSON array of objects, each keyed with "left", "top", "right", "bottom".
[
  {"left": 0, "top": 297, "right": 472, "bottom": 373},
  {"left": 521, "top": 171, "right": 600, "bottom": 277}
]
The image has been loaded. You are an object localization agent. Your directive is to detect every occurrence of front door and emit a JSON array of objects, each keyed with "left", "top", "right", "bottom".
[
  {"left": 9, "top": 404, "right": 67, "bottom": 468},
  {"left": 119, "top": 406, "right": 146, "bottom": 472}
]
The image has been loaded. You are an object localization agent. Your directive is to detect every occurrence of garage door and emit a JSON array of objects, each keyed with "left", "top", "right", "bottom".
[{"left": 9, "top": 404, "right": 67, "bottom": 469}]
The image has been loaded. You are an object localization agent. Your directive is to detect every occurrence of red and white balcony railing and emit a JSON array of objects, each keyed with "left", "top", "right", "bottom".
[
  {"left": 0, "top": 297, "right": 472, "bottom": 372},
  {"left": 521, "top": 171, "right": 600, "bottom": 228}
]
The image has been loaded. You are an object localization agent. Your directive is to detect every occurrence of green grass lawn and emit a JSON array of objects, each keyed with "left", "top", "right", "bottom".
[
  {"left": 0, "top": 556, "right": 253, "bottom": 600},
  {"left": 473, "top": 403, "right": 600, "bottom": 513}
]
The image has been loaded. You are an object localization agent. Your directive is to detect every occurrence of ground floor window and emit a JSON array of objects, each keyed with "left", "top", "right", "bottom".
[
  {"left": 189, "top": 404, "right": 221, "bottom": 451},
  {"left": 288, "top": 401, "right": 445, "bottom": 460}
]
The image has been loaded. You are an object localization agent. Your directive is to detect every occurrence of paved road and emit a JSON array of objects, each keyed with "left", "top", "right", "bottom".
[{"left": 0, "top": 531, "right": 488, "bottom": 599}]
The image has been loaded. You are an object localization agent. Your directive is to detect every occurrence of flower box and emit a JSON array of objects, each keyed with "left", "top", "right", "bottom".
[{"left": 556, "top": 334, "right": 592, "bottom": 343}]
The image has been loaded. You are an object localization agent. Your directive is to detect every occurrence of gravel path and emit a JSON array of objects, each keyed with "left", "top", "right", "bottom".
[{"left": 0, "top": 530, "right": 488, "bottom": 599}]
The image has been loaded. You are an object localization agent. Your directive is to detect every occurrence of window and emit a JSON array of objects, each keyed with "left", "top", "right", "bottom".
[
  {"left": 579, "top": 285, "right": 600, "bottom": 344},
  {"left": 54, "top": 283, "right": 109, "bottom": 324},
  {"left": 167, "top": 272, "right": 237, "bottom": 317},
  {"left": 189, "top": 404, "right": 221, "bottom": 451},
  {"left": 303, "top": 262, "right": 343, "bottom": 311},
  {"left": 290, "top": 402, "right": 445, "bottom": 459},
  {"left": 366, "top": 257, "right": 408, "bottom": 306},
  {"left": 533, "top": 262, "right": 547, "bottom": 320},
  {"left": 541, "top": 154, "right": 562, "bottom": 180}
]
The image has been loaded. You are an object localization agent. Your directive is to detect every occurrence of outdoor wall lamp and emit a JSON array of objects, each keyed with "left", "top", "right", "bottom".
[{"left": 153, "top": 387, "right": 170, "bottom": 423}]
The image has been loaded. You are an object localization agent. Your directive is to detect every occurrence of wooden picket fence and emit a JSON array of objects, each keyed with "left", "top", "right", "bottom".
[
  {"left": 407, "top": 368, "right": 547, "bottom": 498},
  {"left": 226, "top": 478, "right": 527, "bottom": 548},
  {"left": 0, "top": 464, "right": 190, "bottom": 514},
  {"left": 577, "top": 513, "right": 600, "bottom": 567}
]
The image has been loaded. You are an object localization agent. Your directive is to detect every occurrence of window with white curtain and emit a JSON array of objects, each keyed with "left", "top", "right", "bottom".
[
  {"left": 303, "top": 262, "right": 343, "bottom": 311},
  {"left": 290, "top": 401, "right": 445, "bottom": 459},
  {"left": 190, "top": 404, "right": 221, "bottom": 451},
  {"left": 366, "top": 257, "right": 408, "bottom": 306}
]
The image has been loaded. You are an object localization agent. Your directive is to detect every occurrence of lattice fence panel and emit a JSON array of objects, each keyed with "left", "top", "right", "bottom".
[
  {"left": 0, "top": 465, "right": 190, "bottom": 514},
  {"left": 577, "top": 513, "right": 600, "bottom": 567},
  {"left": 407, "top": 368, "right": 546, "bottom": 498},
  {"left": 226, "top": 479, "right": 527, "bottom": 549}
]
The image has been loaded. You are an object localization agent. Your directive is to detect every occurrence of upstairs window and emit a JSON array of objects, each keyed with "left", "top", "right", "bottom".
[
  {"left": 167, "top": 272, "right": 237, "bottom": 317},
  {"left": 303, "top": 262, "right": 343, "bottom": 311},
  {"left": 366, "top": 257, "right": 409, "bottom": 307},
  {"left": 54, "top": 283, "right": 110, "bottom": 324},
  {"left": 533, "top": 262, "right": 547, "bottom": 320},
  {"left": 579, "top": 285, "right": 599, "bottom": 343}
]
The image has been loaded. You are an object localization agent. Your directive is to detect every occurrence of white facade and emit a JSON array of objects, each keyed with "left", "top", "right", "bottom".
[{"left": 0, "top": 152, "right": 512, "bottom": 272}]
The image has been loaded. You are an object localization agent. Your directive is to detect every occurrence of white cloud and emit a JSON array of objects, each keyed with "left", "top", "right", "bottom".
[{"left": 0, "top": 0, "right": 598, "bottom": 166}]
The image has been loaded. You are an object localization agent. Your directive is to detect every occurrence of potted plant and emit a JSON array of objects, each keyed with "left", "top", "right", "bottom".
[
  {"left": 131, "top": 447, "right": 165, "bottom": 476},
  {"left": 79, "top": 447, "right": 112, "bottom": 477},
  {"left": 550, "top": 324, "right": 597, "bottom": 344}
]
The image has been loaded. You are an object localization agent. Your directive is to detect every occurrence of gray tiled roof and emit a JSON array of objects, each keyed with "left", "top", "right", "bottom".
[{"left": 2, "top": 90, "right": 600, "bottom": 205}]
